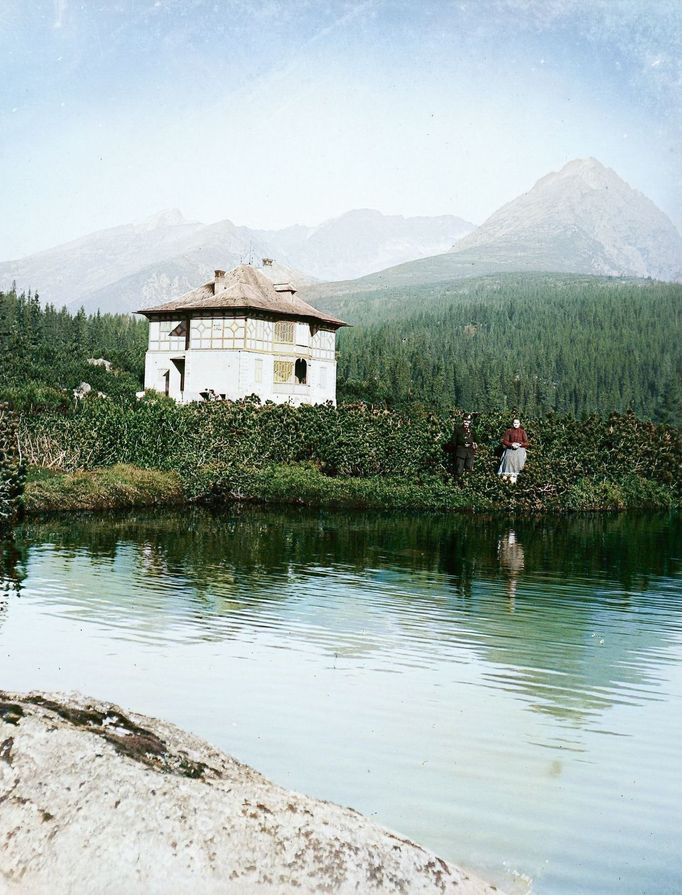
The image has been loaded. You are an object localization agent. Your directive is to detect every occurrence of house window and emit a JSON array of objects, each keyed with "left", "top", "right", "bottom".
[
  {"left": 169, "top": 319, "right": 190, "bottom": 349},
  {"left": 274, "top": 320, "right": 295, "bottom": 343},
  {"left": 255, "top": 357, "right": 263, "bottom": 383},
  {"left": 274, "top": 360, "right": 294, "bottom": 383},
  {"left": 295, "top": 358, "right": 308, "bottom": 384}
]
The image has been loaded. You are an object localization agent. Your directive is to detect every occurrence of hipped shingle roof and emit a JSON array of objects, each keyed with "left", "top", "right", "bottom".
[{"left": 137, "top": 265, "right": 347, "bottom": 328}]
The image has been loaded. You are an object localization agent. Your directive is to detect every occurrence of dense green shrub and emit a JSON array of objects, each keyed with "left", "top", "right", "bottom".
[
  {"left": 0, "top": 406, "right": 26, "bottom": 528},
  {"left": 19, "top": 396, "right": 682, "bottom": 513}
]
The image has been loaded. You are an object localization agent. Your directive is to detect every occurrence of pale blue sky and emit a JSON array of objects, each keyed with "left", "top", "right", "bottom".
[{"left": 1, "top": 0, "right": 681, "bottom": 259}]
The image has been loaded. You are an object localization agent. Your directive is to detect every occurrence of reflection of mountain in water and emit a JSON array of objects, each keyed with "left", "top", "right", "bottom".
[{"left": 15, "top": 508, "right": 682, "bottom": 728}]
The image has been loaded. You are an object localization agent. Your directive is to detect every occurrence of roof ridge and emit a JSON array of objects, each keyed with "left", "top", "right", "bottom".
[{"left": 137, "top": 264, "right": 348, "bottom": 328}]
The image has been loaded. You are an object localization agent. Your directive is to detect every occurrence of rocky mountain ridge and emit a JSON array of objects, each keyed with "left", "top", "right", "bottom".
[
  {"left": 3, "top": 158, "right": 679, "bottom": 316},
  {"left": 448, "top": 157, "right": 682, "bottom": 281},
  {"left": 303, "top": 158, "right": 682, "bottom": 309},
  {"left": 0, "top": 209, "right": 474, "bottom": 314}
]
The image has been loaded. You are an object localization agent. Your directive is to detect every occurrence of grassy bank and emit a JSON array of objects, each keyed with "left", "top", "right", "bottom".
[
  {"left": 22, "top": 461, "right": 680, "bottom": 516},
  {"left": 24, "top": 464, "right": 184, "bottom": 514},
  {"left": 15, "top": 398, "right": 682, "bottom": 516}
]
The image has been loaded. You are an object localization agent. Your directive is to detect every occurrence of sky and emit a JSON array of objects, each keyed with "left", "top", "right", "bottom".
[{"left": 1, "top": 0, "right": 681, "bottom": 259}]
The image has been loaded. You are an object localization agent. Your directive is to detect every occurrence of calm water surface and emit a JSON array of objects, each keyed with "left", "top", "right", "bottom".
[{"left": 1, "top": 508, "right": 681, "bottom": 894}]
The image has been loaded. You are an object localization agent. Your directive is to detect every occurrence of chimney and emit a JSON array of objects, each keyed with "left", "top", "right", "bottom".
[
  {"left": 273, "top": 282, "right": 297, "bottom": 303},
  {"left": 214, "top": 269, "right": 226, "bottom": 293}
]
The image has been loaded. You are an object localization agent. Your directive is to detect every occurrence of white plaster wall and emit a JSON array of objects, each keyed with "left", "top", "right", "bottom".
[
  {"left": 144, "top": 318, "right": 339, "bottom": 405},
  {"left": 295, "top": 322, "right": 310, "bottom": 348}
]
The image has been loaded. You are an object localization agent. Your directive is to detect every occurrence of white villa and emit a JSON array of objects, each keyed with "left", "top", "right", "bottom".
[{"left": 138, "top": 264, "right": 348, "bottom": 405}]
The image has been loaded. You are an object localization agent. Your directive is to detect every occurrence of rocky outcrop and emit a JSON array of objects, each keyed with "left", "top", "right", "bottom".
[{"left": 0, "top": 691, "right": 504, "bottom": 895}]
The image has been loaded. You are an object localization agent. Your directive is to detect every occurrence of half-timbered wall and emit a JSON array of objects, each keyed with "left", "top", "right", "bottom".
[{"left": 144, "top": 313, "right": 338, "bottom": 405}]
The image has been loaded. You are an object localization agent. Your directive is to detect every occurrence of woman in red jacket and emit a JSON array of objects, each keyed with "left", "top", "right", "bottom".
[{"left": 498, "top": 418, "right": 529, "bottom": 483}]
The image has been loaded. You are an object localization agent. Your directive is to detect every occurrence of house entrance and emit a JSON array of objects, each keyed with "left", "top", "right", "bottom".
[
  {"left": 295, "top": 358, "right": 308, "bottom": 384},
  {"left": 171, "top": 358, "right": 186, "bottom": 393}
]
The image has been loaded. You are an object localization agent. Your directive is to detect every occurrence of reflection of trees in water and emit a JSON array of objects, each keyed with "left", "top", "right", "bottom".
[
  {"left": 16, "top": 508, "right": 682, "bottom": 727},
  {"left": 438, "top": 516, "right": 682, "bottom": 729},
  {"left": 19, "top": 509, "right": 681, "bottom": 591},
  {"left": 0, "top": 537, "right": 25, "bottom": 629}
]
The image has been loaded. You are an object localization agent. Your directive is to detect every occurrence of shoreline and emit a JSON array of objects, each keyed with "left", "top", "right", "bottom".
[
  {"left": 21, "top": 462, "right": 681, "bottom": 517},
  {"left": 0, "top": 689, "right": 505, "bottom": 895}
]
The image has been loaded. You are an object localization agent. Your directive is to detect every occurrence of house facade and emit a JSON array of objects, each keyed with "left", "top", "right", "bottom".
[{"left": 138, "top": 265, "right": 347, "bottom": 405}]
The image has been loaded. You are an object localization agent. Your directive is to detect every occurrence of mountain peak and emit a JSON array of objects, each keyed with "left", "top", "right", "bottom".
[
  {"left": 134, "top": 209, "right": 187, "bottom": 232},
  {"left": 448, "top": 159, "right": 682, "bottom": 281},
  {"left": 534, "top": 157, "right": 620, "bottom": 192},
  {"left": 562, "top": 156, "right": 606, "bottom": 173}
]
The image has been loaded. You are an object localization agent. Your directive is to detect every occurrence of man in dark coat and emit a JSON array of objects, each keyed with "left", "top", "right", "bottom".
[{"left": 443, "top": 414, "right": 478, "bottom": 479}]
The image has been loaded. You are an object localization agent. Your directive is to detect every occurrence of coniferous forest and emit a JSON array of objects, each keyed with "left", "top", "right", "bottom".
[
  {"left": 0, "top": 287, "right": 147, "bottom": 409},
  {"left": 332, "top": 273, "right": 682, "bottom": 423},
  {"left": 1, "top": 272, "right": 680, "bottom": 424}
]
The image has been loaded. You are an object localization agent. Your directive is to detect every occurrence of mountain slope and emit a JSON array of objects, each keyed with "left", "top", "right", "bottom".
[
  {"left": 449, "top": 158, "right": 682, "bottom": 280},
  {"left": 0, "top": 210, "right": 205, "bottom": 310},
  {"left": 333, "top": 272, "right": 682, "bottom": 422},
  {"left": 259, "top": 209, "right": 474, "bottom": 282},
  {"left": 305, "top": 158, "right": 682, "bottom": 312},
  {"left": 0, "top": 210, "right": 474, "bottom": 314}
]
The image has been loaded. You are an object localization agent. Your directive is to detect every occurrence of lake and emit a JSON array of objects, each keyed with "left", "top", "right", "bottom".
[{"left": 1, "top": 508, "right": 681, "bottom": 894}]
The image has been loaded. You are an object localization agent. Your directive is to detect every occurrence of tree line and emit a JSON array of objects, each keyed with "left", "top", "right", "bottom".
[
  {"left": 334, "top": 273, "right": 682, "bottom": 424},
  {"left": 2, "top": 273, "right": 681, "bottom": 425},
  {"left": 0, "top": 287, "right": 147, "bottom": 409}
]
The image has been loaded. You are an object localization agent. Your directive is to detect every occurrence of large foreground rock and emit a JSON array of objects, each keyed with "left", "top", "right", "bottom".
[{"left": 0, "top": 691, "right": 504, "bottom": 895}]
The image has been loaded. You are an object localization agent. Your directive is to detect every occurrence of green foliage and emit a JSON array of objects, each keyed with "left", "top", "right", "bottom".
[
  {"left": 23, "top": 464, "right": 183, "bottom": 514},
  {"left": 0, "top": 286, "right": 147, "bottom": 408},
  {"left": 20, "top": 398, "right": 682, "bottom": 513},
  {"left": 0, "top": 406, "right": 26, "bottom": 528},
  {"left": 332, "top": 273, "right": 682, "bottom": 423},
  {"left": 180, "top": 462, "right": 470, "bottom": 511},
  {"left": 5, "top": 273, "right": 681, "bottom": 426}
]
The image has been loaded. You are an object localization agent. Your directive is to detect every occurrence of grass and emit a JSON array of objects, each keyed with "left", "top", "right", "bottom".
[
  {"left": 209, "top": 463, "right": 474, "bottom": 511},
  {"left": 23, "top": 464, "right": 184, "bottom": 514},
  {"left": 22, "top": 461, "right": 680, "bottom": 516}
]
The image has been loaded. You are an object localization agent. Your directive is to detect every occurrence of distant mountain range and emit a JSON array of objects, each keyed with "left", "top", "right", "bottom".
[
  {"left": 2, "top": 158, "right": 680, "bottom": 316},
  {"left": 306, "top": 158, "right": 682, "bottom": 310},
  {"left": 0, "top": 209, "right": 474, "bottom": 314}
]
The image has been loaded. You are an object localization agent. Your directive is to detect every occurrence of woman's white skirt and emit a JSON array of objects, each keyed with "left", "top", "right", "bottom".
[{"left": 498, "top": 447, "right": 527, "bottom": 476}]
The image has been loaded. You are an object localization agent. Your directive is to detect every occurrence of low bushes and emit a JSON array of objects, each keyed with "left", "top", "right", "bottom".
[
  {"left": 0, "top": 406, "right": 25, "bottom": 529},
  {"left": 17, "top": 396, "right": 682, "bottom": 514},
  {"left": 181, "top": 463, "right": 471, "bottom": 511}
]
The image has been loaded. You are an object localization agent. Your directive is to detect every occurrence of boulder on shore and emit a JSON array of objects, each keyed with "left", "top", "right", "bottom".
[{"left": 0, "top": 691, "right": 504, "bottom": 895}]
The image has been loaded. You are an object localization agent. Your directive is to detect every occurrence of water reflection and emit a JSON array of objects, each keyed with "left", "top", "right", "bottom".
[
  {"left": 497, "top": 530, "right": 525, "bottom": 608},
  {"left": 7, "top": 508, "right": 682, "bottom": 729},
  {"left": 1, "top": 508, "right": 681, "bottom": 895}
]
